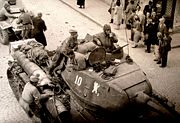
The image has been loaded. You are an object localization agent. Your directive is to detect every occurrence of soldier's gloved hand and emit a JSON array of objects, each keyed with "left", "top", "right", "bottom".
[{"left": 109, "top": 33, "right": 113, "bottom": 38}]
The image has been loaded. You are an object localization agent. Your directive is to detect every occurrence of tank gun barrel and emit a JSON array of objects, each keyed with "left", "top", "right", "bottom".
[
  {"left": 112, "top": 44, "right": 128, "bottom": 53},
  {"left": 13, "top": 51, "right": 51, "bottom": 86}
]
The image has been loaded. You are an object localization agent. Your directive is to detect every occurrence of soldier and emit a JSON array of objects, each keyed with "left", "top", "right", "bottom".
[
  {"left": 63, "top": 29, "right": 79, "bottom": 51},
  {"left": 93, "top": 24, "right": 118, "bottom": 53},
  {"left": 16, "top": 8, "right": 33, "bottom": 39},
  {"left": 48, "top": 29, "right": 79, "bottom": 75},
  {"left": 0, "top": 2, "right": 17, "bottom": 21},
  {"left": 19, "top": 74, "right": 52, "bottom": 122}
]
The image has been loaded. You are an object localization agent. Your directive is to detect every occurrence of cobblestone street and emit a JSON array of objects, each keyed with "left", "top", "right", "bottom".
[{"left": 0, "top": 0, "right": 180, "bottom": 122}]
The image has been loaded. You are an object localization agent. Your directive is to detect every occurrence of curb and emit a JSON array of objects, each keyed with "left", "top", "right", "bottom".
[{"left": 59, "top": 0, "right": 103, "bottom": 28}]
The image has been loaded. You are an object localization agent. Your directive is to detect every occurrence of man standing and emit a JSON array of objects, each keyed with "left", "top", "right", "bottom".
[
  {"left": 159, "top": 32, "right": 172, "bottom": 68},
  {"left": 16, "top": 8, "right": 33, "bottom": 39},
  {"left": 32, "top": 12, "right": 47, "bottom": 46},
  {"left": 144, "top": 18, "right": 153, "bottom": 53}
]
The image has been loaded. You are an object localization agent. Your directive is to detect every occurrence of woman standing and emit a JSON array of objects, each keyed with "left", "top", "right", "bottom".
[
  {"left": 114, "top": 0, "right": 123, "bottom": 30},
  {"left": 32, "top": 12, "right": 47, "bottom": 47}
]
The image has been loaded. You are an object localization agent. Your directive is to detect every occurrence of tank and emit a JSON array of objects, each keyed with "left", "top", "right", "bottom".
[{"left": 7, "top": 38, "right": 180, "bottom": 123}]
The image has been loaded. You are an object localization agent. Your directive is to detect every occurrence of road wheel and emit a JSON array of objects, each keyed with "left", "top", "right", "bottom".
[{"left": 0, "top": 29, "right": 9, "bottom": 45}]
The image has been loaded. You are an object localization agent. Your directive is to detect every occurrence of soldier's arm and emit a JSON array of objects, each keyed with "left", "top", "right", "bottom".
[
  {"left": 4, "top": 10, "right": 16, "bottom": 19},
  {"left": 16, "top": 15, "right": 22, "bottom": 24},
  {"left": 93, "top": 34, "right": 102, "bottom": 46}
]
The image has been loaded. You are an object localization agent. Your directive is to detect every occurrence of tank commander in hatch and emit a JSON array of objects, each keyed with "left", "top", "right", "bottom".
[
  {"left": 19, "top": 74, "right": 53, "bottom": 122},
  {"left": 93, "top": 24, "right": 119, "bottom": 53}
]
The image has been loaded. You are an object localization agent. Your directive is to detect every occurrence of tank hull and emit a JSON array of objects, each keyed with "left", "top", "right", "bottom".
[{"left": 7, "top": 46, "right": 180, "bottom": 123}]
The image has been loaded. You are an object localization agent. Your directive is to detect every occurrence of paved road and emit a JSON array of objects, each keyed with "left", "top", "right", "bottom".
[{"left": 0, "top": 0, "right": 180, "bottom": 122}]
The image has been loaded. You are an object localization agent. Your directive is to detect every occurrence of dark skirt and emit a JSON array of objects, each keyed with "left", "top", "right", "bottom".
[
  {"left": 34, "top": 32, "right": 47, "bottom": 46},
  {"left": 77, "top": 0, "right": 85, "bottom": 5}
]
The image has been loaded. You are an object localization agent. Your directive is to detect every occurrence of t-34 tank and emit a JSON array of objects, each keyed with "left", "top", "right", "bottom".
[{"left": 7, "top": 39, "right": 180, "bottom": 123}]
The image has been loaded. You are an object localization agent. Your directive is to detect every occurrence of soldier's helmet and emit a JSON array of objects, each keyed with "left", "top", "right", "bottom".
[
  {"left": 103, "top": 24, "right": 111, "bottom": 32},
  {"left": 69, "top": 29, "right": 78, "bottom": 36}
]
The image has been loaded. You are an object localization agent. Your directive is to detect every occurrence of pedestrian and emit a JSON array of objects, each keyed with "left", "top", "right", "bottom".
[
  {"left": 124, "top": 0, "right": 137, "bottom": 29},
  {"left": 132, "top": 15, "right": 142, "bottom": 48},
  {"left": 19, "top": 74, "right": 52, "bottom": 122},
  {"left": 158, "top": 32, "right": 172, "bottom": 68},
  {"left": 158, "top": 16, "right": 168, "bottom": 37},
  {"left": 16, "top": 8, "right": 33, "bottom": 39},
  {"left": 0, "top": 1, "right": 17, "bottom": 21},
  {"left": 136, "top": 5, "right": 145, "bottom": 33},
  {"left": 127, "top": 8, "right": 137, "bottom": 41},
  {"left": 77, "top": 0, "right": 85, "bottom": 9},
  {"left": 32, "top": 12, "right": 47, "bottom": 47},
  {"left": 109, "top": 0, "right": 117, "bottom": 23},
  {"left": 114, "top": 0, "right": 123, "bottom": 30},
  {"left": 144, "top": 18, "right": 153, "bottom": 53},
  {"left": 154, "top": 32, "right": 162, "bottom": 62}
]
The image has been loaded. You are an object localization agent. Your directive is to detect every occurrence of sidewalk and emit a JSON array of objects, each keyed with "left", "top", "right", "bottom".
[{"left": 59, "top": 0, "right": 180, "bottom": 49}]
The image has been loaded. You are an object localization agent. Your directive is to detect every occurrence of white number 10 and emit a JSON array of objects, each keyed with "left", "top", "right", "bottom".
[{"left": 74, "top": 75, "right": 82, "bottom": 86}]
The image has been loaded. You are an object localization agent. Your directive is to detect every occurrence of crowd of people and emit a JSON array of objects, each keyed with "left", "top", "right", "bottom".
[{"left": 108, "top": 0, "right": 172, "bottom": 68}]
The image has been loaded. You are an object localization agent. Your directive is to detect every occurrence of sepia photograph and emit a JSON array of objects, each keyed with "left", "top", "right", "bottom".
[{"left": 0, "top": 0, "right": 180, "bottom": 122}]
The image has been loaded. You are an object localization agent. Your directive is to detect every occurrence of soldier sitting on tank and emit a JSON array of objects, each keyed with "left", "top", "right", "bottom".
[
  {"left": 0, "top": 2, "right": 17, "bottom": 21},
  {"left": 93, "top": 24, "right": 123, "bottom": 60},
  {"left": 19, "top": 73, "right": 53, "bottom": 122}
]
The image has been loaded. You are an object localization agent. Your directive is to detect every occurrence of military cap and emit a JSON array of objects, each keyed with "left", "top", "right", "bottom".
[
  {"left": 69, "top": 29, "right": 77, "bottom": 34},
  {"left": 30, "top": 74, "right": 40, "bottom": 83}
]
